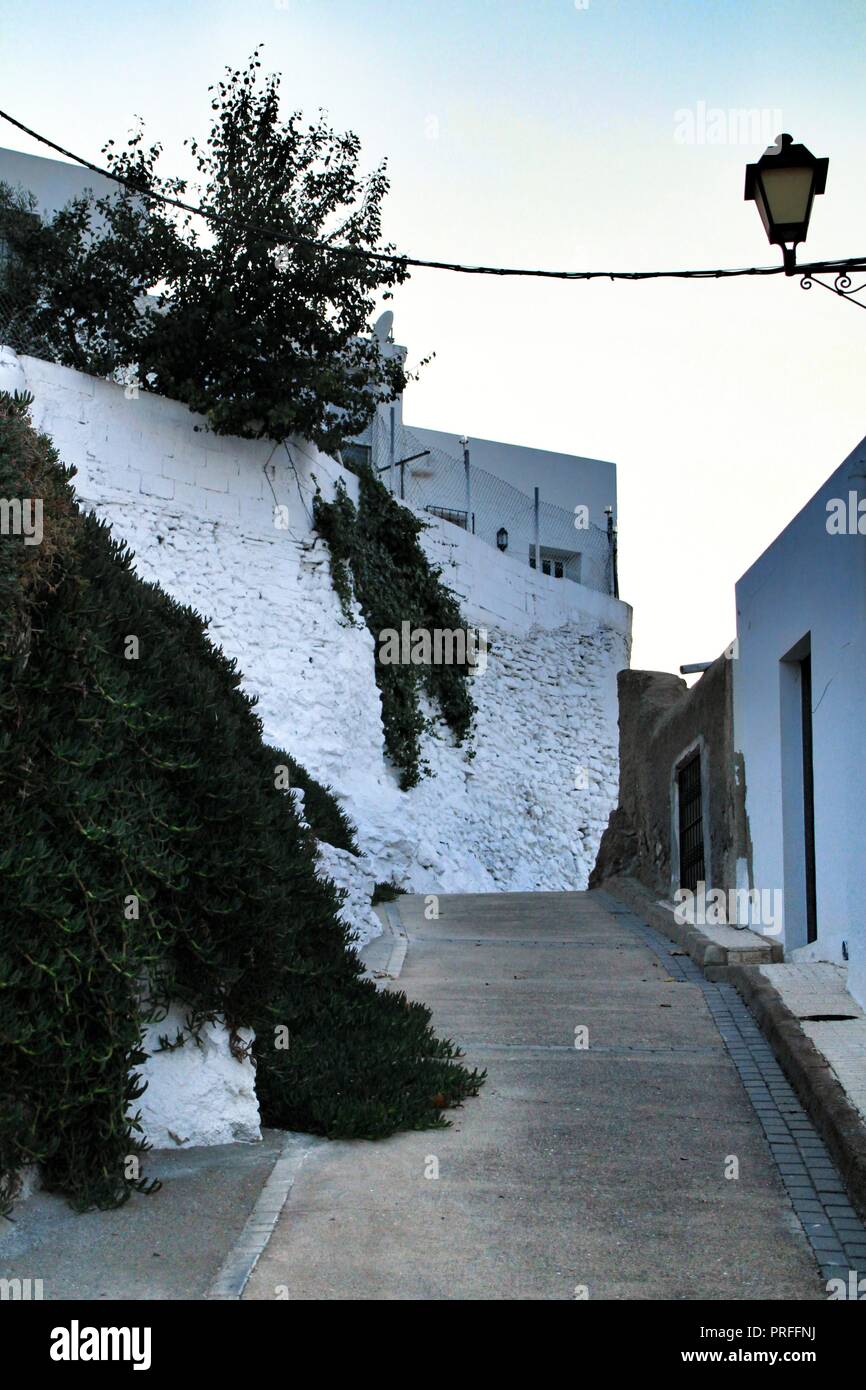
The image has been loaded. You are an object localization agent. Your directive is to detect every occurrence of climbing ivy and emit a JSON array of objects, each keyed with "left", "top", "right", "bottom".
[
  {"left": 313, "top": 465, "right": 477, "bottom": 789},
  {"left": 0, "top": 398, "right": 483, "bottom": 1216}
]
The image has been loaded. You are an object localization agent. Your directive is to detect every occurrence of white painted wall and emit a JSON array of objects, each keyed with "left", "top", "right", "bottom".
[
  {"left": 405, "top": 423, "right": 617, "bottom": 530},
  {"left": 733, "top": 440, "right": 866, "bottom": 1006},
  {"left": 134, "top": 1010, "right": 260, "bottom": 1149},
  {"left": 0, "top": 146, "right": 116, "bottom": 216},
  {"left": 13, "top": 349, "right": 631, "bottom": 1145}
]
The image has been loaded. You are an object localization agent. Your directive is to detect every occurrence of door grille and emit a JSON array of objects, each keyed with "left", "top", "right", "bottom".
[{"left": 678, "top": 753, "right": 705, "bottom": 892}]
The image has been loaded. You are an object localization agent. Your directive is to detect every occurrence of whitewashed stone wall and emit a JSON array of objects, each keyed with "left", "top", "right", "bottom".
[
  {"left": 17, "top": 352, "right": 631, "bottom": 1147},
  {"left": 134, "top": 1009, "right": 260, "bottom": 1149}
]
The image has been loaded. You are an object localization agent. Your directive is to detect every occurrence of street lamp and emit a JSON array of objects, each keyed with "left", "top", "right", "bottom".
[
  {"left": 744, "top": 133, "right": 829, "bottom": 275},
  {"left": 496, "top": 527, "right": 509, "bottom": 552}
]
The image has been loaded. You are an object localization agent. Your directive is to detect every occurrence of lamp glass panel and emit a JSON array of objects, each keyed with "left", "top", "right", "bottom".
[{"left": 760, "top": 166, "right": 814, "bottom": 226}]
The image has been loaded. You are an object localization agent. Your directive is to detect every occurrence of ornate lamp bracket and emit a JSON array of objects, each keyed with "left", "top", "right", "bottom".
[{"left": 800, "top": 268, "right": 866, "bottom": 310}]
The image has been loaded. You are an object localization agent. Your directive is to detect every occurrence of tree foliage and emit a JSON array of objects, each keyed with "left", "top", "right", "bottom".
[{"left": 0, "top": 50, "right": 411, "bottom": 452}]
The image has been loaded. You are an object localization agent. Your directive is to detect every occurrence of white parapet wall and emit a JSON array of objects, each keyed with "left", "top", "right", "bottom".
[{"left": 16, "top": 350, "right": 632, "bottom": 1147}]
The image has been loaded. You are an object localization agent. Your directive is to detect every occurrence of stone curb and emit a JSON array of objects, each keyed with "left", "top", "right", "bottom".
[
  {"left": 725, "top": 964, "right": 866, "bottom": 1223},
  {"left": 597, "top": 875, "right": 866, "bottom": 1223},
  {"left": 360, "top": 899, "right": 408, "bottom": 985},
  {"left": 597, "top": 873, "right": 783, "bottom": 975},
  {"left": 205, "top": 901, "right": 412, "bottom": 1299},
  {"left": 205, "top": 1132, "right": 325, "bottom": 1299}
]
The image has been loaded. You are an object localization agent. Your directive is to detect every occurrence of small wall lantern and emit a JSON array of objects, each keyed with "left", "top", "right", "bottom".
[
  {"left": 496, "top": 527, "right": 509, "bottom": 552},
  {"left": 744, "top": 134, "right": 828, "bottom": 274}
]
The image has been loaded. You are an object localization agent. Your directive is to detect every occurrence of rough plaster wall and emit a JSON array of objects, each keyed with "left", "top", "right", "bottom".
[
  {"left": 592, "top": 657, "right": 740, "bottom": 901},
  {"left": 19, "top": 352, "right": 630, "bottom": 1146},
  {"left": 133, "top": 1010, "right": 260, "bottom": 1149}
]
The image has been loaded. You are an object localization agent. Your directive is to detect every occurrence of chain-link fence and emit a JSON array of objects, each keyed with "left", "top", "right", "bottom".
[
  {"left": 0, "top": 286, "right": 50, "bottom": 360},
  {"left": 350, "top": 412, "right": 615, "bottom": 596}
]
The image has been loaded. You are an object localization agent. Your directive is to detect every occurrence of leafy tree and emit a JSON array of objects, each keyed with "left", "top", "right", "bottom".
[{"left": 0, "top": 50, "right": 411, "bottom": 451}]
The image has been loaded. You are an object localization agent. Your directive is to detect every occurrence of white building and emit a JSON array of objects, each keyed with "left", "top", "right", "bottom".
[
  {"left": 0, "top": 146, "right": 115, "bottom": 215},
  {"left": 351, "top": 315, "right": 618, "bottom": 596},
  {"left": 733, "top": 438, "right": 866, "bottom": 1006},
  {"left": 0, "top": 148, "right": 619, "bottom": 592}
]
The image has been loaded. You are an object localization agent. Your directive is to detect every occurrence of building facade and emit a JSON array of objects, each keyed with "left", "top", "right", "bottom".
[
  {"left": 594, "top": 436, "right": 866, "bottom": 1008},
  {"left": 0, "top": 145, "right": 116, "bottom": 216},
  {"left": 352, "top": 314, "right": 619, "bottom": 596},
  {"left": 733, "top": 439, "right": 866, "bottom": 1003}
]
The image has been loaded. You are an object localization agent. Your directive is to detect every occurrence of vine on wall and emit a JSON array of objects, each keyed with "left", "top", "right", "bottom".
[{"left": 313, "top": 465, "right": 477, "bottom": 789}]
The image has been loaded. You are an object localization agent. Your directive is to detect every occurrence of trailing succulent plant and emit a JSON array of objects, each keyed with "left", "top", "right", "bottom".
[{"left": 0, "top": 397, "right": 483, "bottom": 1215}]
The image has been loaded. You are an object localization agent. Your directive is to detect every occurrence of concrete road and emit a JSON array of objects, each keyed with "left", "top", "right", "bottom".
[
  {"left": 244, "top": 891, "right": 822, "bottom": 1301},
  {"left": 0, "top": 1131, "right": 285, "bottom": 1300}
]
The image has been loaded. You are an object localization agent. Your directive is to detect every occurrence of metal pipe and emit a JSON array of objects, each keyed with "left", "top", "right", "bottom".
[
  {"left": 389, "top": 406, "right": 395, "bottom": 495},
  {"left": 605, "top": 507, "right": 619, "bottom": 598},
  {"left": 533, "top": 486, "right": 541, "bottom": 573},
  {"left": 463, "top": 438, "right": 472, "bottom": 534}
]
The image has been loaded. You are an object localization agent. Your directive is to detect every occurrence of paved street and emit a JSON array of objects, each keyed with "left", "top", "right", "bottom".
[
  {"left": 244, "top": 891, "right": 824, "bottom": 1300},
  {"left": 0, "top": 1131, "right": 285, "bottom": 1300}
]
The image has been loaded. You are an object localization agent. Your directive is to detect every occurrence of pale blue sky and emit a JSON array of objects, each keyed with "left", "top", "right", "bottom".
[{"left": 2, "top": 0, "right": 865, "bottom": 670}]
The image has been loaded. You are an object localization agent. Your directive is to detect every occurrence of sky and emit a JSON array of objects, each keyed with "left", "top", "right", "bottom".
[{"left": 1, "top": 0, "right": 865, "bottom": 672}]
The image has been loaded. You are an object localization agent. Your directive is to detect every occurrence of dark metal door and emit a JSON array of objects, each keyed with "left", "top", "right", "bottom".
[
  {"left": 678, "top": 753, "right": 705, "bottom": 891},
  {"left": 800, "top": 654, "right": 818, "bottom": 943}
]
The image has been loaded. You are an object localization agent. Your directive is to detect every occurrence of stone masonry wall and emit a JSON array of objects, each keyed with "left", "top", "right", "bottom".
[{"left": 592, "top": 655, "right": 747, "bottom": 900}]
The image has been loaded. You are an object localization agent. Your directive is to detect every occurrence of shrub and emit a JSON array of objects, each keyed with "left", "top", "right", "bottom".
[
  {"left": 371, "top": 880, "right": 405, "bottom": 905},
  {"left": 0, "top": 400, "right": 483, "bottom": 1214},
  {"left": 279, "top": 753, "right": 359, "bottom": 856}
]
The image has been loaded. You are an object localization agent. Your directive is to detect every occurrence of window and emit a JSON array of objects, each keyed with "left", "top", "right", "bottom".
[{"left": 529, "top": 550, "right": 568, "bottom": 580}]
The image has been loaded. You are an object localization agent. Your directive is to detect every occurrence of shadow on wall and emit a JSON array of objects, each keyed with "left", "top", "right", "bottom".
[{"left": 590, "top": 654, "right": 750, "bottom": 903}]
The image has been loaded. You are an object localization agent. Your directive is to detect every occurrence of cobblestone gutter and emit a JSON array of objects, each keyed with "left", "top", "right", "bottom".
[{"left": 596, "top": 882, "right": 866, "bottom": 1253}]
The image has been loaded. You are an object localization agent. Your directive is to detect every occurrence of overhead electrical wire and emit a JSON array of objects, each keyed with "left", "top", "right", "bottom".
[{"left": 2, "top": 107, "right": 865, "bottom": 285}]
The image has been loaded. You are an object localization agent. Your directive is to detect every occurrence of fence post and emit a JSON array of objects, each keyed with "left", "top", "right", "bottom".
[
  {"left": 533, "top": 487, "right": 541, "bottom": 573},
  {"left": 463, "top": 438, "right": 473, "bottom": 534},
  {"left": 389, "top": 407, "right": 396, "bottom": 495},
  {"left": 606, "top": 507, "right": 619, "bottom": 598}
]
